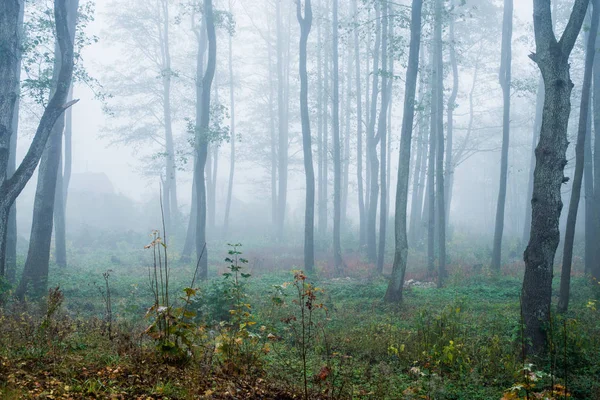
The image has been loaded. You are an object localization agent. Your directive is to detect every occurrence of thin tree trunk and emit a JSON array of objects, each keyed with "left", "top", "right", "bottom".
[
  {"left": 342, "top": 43, "right": 352, "bottom": 225},
  {"left": 434, "top": 0, "right": 446, "bottom": 285},
  {"left": 54, "top": 84, "right": 74, "bottom": 269},
  {"left": 376, "top": 3, "right": 390, "bottom": 274},
  {"left": 385, "top": 0, "right": 422, "bottom": 303},
  {"left": 276, "top": 0, "right": 288, "bottom": 241},
  {"left": 353, "top": 0, "right": 366, "bottom": 247},
  {"left": 558, "top": 0, "right": 598, "bottom": 313},
  {"left": 159, "top": 0, "right": 177, "bottom": 233},
  {"left": 426, "top": 39, "right": 437, "bottom": 276},
  {"left": 332, "top": 0, "right": 343, "bottom": 273},
  {"left": 297, "top": 0, "right": 314, "bottom": 273},
  {"left": 491, "top": 0, "right": 513, "bottom": 271},
  {"left": 195, "top": 0, "right": 216, "bottom": 280},
  {"left": 445, "top": 0, "right": 458, "bottom": 227},
  {"left": 367, "top": 3, "right": 381, "bottom": 264},
  {"left": 223, "top": 0, "right": 235, "bottom": 236},
  {"left": 409, "top": 46, "right": 429, "bottom": 246},
  {"left": 267, "top": 22, "right": 278, "bottom": 232}
]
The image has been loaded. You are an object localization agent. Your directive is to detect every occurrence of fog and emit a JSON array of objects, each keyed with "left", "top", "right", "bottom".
[{"left": 4, "top": 0, "right": 600, "bottom": 396}]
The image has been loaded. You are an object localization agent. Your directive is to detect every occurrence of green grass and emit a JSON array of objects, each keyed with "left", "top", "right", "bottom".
[{"left": 1, "top": 244, "right": 600, "bottom": 399}]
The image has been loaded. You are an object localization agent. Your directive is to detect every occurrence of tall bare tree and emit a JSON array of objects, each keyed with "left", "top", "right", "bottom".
[
  {"left": 522, "top": 0, "right": 589, "bottom": 356},
  {"left": 297, "top": 0, "right": 314, "bottom": 273},
  {"left": 195, "top": 0, "right": 217, "bottom": 279},
  {"left": 385, "top": 0, "right": 423, "bottom": 302},
  {"left": 491, "top": 0, "right": 513, "bottom": 271}
]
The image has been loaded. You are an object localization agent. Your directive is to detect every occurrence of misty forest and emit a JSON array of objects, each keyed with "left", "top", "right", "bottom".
[{"left": 2, "top": 0, "right": 600, "bottom": 398}]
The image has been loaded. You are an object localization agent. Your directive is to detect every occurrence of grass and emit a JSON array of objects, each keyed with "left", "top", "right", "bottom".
[{"left": 1, "top": 241, "right": 599, "bottom": 399}]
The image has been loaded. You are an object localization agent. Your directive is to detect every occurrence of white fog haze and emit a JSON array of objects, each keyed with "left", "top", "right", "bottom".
[{"left": 2, "top": 0, "right": 600, "bottom": 397}]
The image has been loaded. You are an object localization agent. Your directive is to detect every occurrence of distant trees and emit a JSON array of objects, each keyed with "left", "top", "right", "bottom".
[
  {"left": 522, "top": 0, "right": 589, "bottom": 356},
  {"left": 103, "top": 0, "right": 180, "bottom": 233}
]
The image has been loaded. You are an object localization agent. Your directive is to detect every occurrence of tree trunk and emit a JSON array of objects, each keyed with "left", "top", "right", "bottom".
[
  {"left": 434, "top": 0, "right": 446, "bottom": 285},
  {"left": 267, "top": 22, "right": 278, "bottom": 232},
  {"left": 593, "top": 19, "right": 600, "bottom": 280},
  {"left": 445, "top": 1, "right": 459, "bottom": 227},
  {"left": 276, "top": 0, "right": 288, "bottom": 241},
  {"left": 523, "top": 77, "right": 544, "bottom": 246},
  {"left": 4, "top": 0, "right": 25, "bottom": 282},
  {"left": 491, "top": 0, "right": 514, "bottom": 271},
  {"left": 195, "top": 0, "right": 216, "bottom": 280},
  {"left": 385, "top": 0, "right": 422, "bottom": 302},
  {"left": 223, "top": 0, "right": 235, "bottom": 236},
  {"left": 0, "top": 0, "right": 77, "bottom": 279},
  {"left": 17, "top": 0, "right": 79, "bottom": 298},
  {"left": 426, "top": 36, "right": 437, "bottom": 276},
  {"left": 522, "top": 0, "right": 589, "bottom": 356},
  {"left": 54, "top": 84, "right": 74, "bottom": 269},
  {"left": 366, "top": 3, "right": 381, "bottom": 264},
  {"left": 353, "top": 0, "right": 366, "bottom": 248},
  {"left": 558, "top": 0, "right": 598, "bottom": 313},
  {"left": 376, "top": 3, "right": 390, "bottom": 274},
  {"left": 297, "top": 0, "right": 314, "bottom": 273},
  {"left": 342, "top": 43, "right": 352, "bottom": 226},
  {"left": 409, "top": 46, "right": 429, "bottom": 246},
  {"left": 159, "top": 0, "right": 177, "bottom": 233},
  {"left": 332, "top": 0, "right": 343, "bottom": 273},
  {"left": 182, "top": 16, "right": 207, "bottom": 263}
]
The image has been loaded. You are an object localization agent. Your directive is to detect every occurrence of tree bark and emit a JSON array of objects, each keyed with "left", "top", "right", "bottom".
[
  {"left": 195, "top": 0, "right": 216, "bottom": 280},
  {"left": 522, "top": 0, "right": 589, "bottom": 356},
  {"left": 523, "top": 77, "right": 544, "bottom": 246},
  {"left": 385, "top": 0, "right": 422, "bottom": 302}
]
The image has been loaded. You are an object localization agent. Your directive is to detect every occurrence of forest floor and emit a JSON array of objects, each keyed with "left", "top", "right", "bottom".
[{"left": 1, "top": 243, "right": 599, "bottom": 399}]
